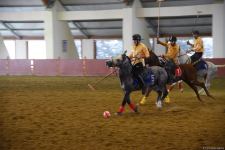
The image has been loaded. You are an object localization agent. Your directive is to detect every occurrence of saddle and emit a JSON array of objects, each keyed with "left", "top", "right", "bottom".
[
  {"left": 133, "top": 68, "right": 155, "bottom": 88},
  {"left": 193, "top": 59, "right": 208, "bottom": 71}
]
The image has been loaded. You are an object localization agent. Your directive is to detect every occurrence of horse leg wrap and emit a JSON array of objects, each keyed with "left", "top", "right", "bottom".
[
  {"left": 129, "top": 103, "right": 137, "bottom": 112},
  {"left": 118, "top": 106, "right": 125, "bottom": 113},
  {"left": 178, "top": 81, "right": 183, "bottom": 92},
  {"left": 140, "top": 96, "right": 147, "bottom": 105}
]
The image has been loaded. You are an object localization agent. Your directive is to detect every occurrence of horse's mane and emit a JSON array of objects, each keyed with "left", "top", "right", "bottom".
[{"left": 126, "top": 56, "right": 132, "bottom": 64}]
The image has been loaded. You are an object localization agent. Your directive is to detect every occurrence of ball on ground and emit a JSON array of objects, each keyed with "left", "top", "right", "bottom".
[{"left": 103, "top": 111, "right": 111, "bottom": 118}]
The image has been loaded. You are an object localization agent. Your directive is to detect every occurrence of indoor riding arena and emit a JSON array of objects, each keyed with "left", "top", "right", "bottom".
[{"left": 0, "top": 0, "right": 225, "bottom": 150}]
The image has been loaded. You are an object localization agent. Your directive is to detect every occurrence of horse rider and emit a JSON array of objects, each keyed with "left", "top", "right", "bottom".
[
  {"left": 128, "top": 34, "right": 150, "bottom": 92},
  {"left": 157, "top": 35, "right": 182, "bottom": 83},
  {"left": 187, "top": 30, "right": 204, "bottom": 64}
]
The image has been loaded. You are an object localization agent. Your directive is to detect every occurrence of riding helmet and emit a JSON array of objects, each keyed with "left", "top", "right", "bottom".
[
  {"left": 192, "top": 30, "right": 200, "bottom": 35},
  {"left": 169, "top": 35, "right": 177, "bottom": 43},
  {"left": 132, "top": 34, "right": 142, "bottom": 41}
]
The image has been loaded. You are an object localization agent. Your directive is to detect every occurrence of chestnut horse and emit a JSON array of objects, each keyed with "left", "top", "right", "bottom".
[{"left": 144, "top": 51, "right": 214, "bottom": 101}]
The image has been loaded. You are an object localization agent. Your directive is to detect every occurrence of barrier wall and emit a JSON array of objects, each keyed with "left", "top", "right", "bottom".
[
  {"left": 0, "top": 58, "right": 224, "bottom": 77},
  {"left": 0, "top": 59, "right": 112, "bottom": 76}
]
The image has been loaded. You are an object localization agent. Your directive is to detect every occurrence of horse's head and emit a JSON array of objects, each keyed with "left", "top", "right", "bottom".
[{"left": 106, "top": 51, "right": 132, "bottom": 71}]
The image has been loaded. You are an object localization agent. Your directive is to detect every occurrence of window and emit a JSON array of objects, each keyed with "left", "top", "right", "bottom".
[
  {"left": 74, "top": 40, "right": 82, "bottom": 59},
  {"left": 28, "top": 40, "right": 46, "bottom": 59},
  {"left": 149, "top": 38, "right": 154, "bottom": 50},
  {"left": 96, "top": 40, "right": 123, "bottom": 59},
  {"left": 202, "top": 37, "right": 213, "bottom": 58},
  {"left": 4, "top": 40, "right": 15, "bottom": 59},
  {"left": 177, "top": 37, "right": 213, "bottom": 58}
]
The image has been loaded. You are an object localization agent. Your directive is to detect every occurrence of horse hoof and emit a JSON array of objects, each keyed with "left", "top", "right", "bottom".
[
  {"left": 156, "top": 101, "right": 162, "bottom": 108},
  {"left": 180, "top": 88, "right": 184, "bottom": 93},
  {"left": 134, "top": 105, "right": 138, "bottom": 113}
]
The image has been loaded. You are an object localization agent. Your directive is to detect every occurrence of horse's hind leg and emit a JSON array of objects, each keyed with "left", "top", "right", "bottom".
[
  {"left": 161, "top": 86, "right": 168, "bottom": 102},
  {"left": 192, "top": 80, "right": 215, "bottom": 99},
  {"left": 156, "top": 91, "right": 163, "bottom": 108},
  {"left": 184, "top": 80, "right": 202, "bottom": 101}
]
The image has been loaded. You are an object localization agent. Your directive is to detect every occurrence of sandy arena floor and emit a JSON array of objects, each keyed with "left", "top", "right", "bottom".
[{"left": 0, "top": 76, "right": 225, "bottom": 150}]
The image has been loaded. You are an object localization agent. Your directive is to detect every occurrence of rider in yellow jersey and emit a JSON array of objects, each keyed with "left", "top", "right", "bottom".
[
  {"left": 157, "top": 35, "right": 180, "bottom": 65},
  {"left": 157, "top": 35, "right": 181, "bottom": 83},
  {"left": 187, "top": 30, "right": 204, "bottom": 64},
  {"left": 128, "top": 34, "right": 150, "bottom": 91}
]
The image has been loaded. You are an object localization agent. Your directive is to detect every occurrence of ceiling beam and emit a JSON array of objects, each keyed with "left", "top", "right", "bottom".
[
  {"left": 137, "top": 4, "right": 214, "bottom": 17},
  {"left": 0, "top": 22, "right": 22, "bottom": 39},
  {"left": 63, "top": 2, "right": 124, "bottom": 6},
  {"left": 148, "top": 15, "right": 212, "bottom": 20},
  {"left": 0, "top": 5, "right": 43, "bottom": 7},
  {"left": 58, "top": 0, "right": 90, "bottom": 38},
  {"left": 0, "top": 4, "right": 218, "bottom": 21},
  {"left": 0, "top": 23, "right": 212, "bottom": 32},
  {"left": 155, "top": 23, "right": 212, "bottom": 28}
]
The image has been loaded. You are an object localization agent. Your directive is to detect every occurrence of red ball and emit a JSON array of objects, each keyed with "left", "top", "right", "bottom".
[{"left": 103, "top": 111, "right": 111, "bottom": 119}]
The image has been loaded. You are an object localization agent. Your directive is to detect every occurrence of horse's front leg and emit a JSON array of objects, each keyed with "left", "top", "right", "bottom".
[{"left": 117, "top": 90, "right": 138, "bottom": 115}]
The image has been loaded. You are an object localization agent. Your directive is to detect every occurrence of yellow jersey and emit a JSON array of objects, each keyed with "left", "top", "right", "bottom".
[
  {"left": 129, "top": 43, "right": 150, "bottom": 65},
  {"left": 193, "top": 37, "right": 204, "bottom": 52},
  {"left": 161, "top": 42, "right": 180, "bottom": 64}
]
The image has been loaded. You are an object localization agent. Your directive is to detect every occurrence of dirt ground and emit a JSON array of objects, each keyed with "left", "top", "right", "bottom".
[{"left": 0, "top": 76, "right": 225, "bottom": 150}]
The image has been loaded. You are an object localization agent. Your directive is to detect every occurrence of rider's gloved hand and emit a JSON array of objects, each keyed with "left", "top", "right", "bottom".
[{"left": 136, "top": 54, "right": 142, "bottom": 59}]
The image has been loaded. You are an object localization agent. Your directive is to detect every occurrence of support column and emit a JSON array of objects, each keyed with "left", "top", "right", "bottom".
[
  {"left": 82, "top": 39, "right": 94, "bottom": 59},
  {"left": 212, "top": 4, "right": 225, "bottom": 58},
  {"left": 0, "top": 34, "right": 9, "bottom": 59},
  {"left": 44, "top": 0, "right": 78, "bottom": 59},
  {"left": 123, "top": 0, "right": 150, "bottom": 54},
  {"left": 15, "top": 40, "right": 28, "bottom": 59}
]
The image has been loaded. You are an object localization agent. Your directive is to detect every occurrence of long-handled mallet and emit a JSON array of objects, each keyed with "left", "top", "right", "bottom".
[
  {"left": 157, "top": 0, "right": 164, "bottom": 38},
  {"left": 88, "top": 69, "right": 116, "bottom": 91}
]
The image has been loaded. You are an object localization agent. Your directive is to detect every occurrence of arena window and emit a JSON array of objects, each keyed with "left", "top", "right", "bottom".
[
  {"left": 74, "top": 40, "right": 82, "bottom": 59},
  {"left": 28, "top": 40, "right": 46, "bottom": 59},
  {"left": 4, "top": 40, "right": 15, "bottom": 59},
  {"left": 96, "top": 39, "right": 123, "bottom": 59}
]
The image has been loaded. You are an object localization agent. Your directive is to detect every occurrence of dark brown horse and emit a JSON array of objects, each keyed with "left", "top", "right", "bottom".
[
  {"left": 144, "top": 51, "right": 214, "bottom": 101},
  {"left": 176, "top": 63, "right": 214, "bottom": 101},
  {"left": 145, "top": 50, "right": 160, "bottom": 67}
]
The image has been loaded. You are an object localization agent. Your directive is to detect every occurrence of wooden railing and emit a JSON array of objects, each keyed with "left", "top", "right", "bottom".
[{"left": 0, "top": 58, "right": 224, "bottom": 77}]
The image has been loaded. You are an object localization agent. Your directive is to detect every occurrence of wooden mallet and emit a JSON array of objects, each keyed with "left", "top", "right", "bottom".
[{"left": 88, "top": 70, "right": 116, "bottom": 91}]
